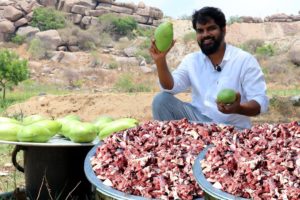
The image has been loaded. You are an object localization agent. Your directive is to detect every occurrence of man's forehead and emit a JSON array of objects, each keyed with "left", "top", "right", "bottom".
[{"left": 196, "top": 18, "right": 217, "bottom": 28}]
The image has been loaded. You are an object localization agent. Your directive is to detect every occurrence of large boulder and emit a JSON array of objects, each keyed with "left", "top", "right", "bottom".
[
  {"left": 35, "top": 30, "right": 62, "bottom": 50},
  {"left": 16, "top": 26, "right": 40, "bottom": 38},
  {"left": 58, "top": 0, "right": 96, "bottom": 12},
  {"left": 0, "top": 19, "right": 15, "bottom": 33},
  {"left": 38, "top": 0, "right": 57, "bottom": 7},
  {"left": 289, "top": 40, "right": 300, "bottom": 66},
  {"left": 3, "top": 5, "right": 23, "bottom": 21}
]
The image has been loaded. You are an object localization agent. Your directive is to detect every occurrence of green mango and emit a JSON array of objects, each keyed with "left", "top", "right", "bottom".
[
  {"left": 31, "top": 120, "right": 62, "bottom": 136},
  {"left": 23, "top": 115, "right": 47, "bottom": 125},
  {"left": 0, "top": 117, "right": 20, "bottom": 124},
  {"left": 0, "top": 123, "right": 23, "bottom": 141},
  {"left": 57, "top": 116, "right": 81, "bottom": 137},
  {"left": 99, "top": 120, "right": 138, "bottom": 140},
  {"left": 63, "top": 115, "right": 81, "bottom": 121},
  {"left": 113, "top": 117, "right": 139, "bottom": 125},
  {"left": 154, "top": 21, "right": 173, "bottom": 52},
  {"left": 93, "top": 116, "right": 114, "bottom": 133},
  {"left": 217, "top": 89, "right": 236, "bottom": 104},
  {"left": 67, "top": 122, "right": 97, "bottom": 143},
  {"left": 17, "top": 124, "right": 53, "bottom": 143}
]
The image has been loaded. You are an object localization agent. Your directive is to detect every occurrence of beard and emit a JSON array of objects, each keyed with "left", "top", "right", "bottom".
[{"left": 198, "top": 32, "right": 224, "bottom": 55}]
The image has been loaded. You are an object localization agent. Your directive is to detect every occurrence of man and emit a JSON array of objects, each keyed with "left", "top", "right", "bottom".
[{"left": 149, "top": 7, "right": 269, "bottom": 129}]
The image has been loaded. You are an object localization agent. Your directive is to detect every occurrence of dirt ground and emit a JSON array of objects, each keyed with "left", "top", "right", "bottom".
[
  {"left": 5, "top": 92, "right": 300, "bottom": 125},
  {"left": 5, "top": 93, "right": 191, "bottom": 122}
]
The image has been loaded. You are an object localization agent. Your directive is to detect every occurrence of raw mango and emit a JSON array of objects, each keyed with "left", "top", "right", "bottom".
[
  {"left": 99, "top": 119, "right": 138, "bottom": 140},
  {"left": 217, "top": 89, "right": 236, "bottom": 104},
  {"left": 32, "top": 120, "right": 62, "bottom": 136},
  {"left": 67, "top": 122, "right": 97, "bottom": 143},
  {"left": 113, "top": 117, "right": 139, "bottom": 125},
  {"left": 63, "top": 115, "right": 81, "bottom": 121},
  {"left": 0, "top": 117, "right": 20, "bottom": 124},
  {"left": 0, "top": 123, "right": 23, "bottom": 141},
  {"left": 23, "top": 115, "right": 47, "bottom": 125},
  {"left": 93, "top": 116, "right": 114, "bottom": 133},
  {"left": 17, "top": 124, "right": 53, "bottom": 143},
  {"left": 154, "top": 21, "right": 173, "bottom": 52},
  {"left": 57, "top": 116, "right": 81, "bottom": 137}
]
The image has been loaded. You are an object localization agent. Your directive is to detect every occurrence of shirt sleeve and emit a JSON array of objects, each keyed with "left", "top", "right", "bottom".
[
  {"left": 160, "top": 55, "right": 192, "bottom": 94},
  {"left": 241, "top": 56, "right": 269, "bottom": 113}
]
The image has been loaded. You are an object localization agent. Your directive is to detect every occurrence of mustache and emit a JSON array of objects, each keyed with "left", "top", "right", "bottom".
[{"left": 201, "top": 36, "right": 215, "bottom": 43}]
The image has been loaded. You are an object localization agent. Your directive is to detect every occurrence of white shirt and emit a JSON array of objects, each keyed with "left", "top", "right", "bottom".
[{"left": 161, "top": 44, "right": 269, "bottom": 129}]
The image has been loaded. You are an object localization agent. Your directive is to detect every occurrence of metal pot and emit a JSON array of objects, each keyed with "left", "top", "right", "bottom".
[{"left": 9, "top": 136, "right": 96, "bottom": 200}]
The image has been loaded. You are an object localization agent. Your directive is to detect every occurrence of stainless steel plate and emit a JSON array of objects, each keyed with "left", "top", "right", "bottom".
[{"left": 0, "top": 134, "right": 98, "bottom": 147}]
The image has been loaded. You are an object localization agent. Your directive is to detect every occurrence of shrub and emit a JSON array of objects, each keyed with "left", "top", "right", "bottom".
[
  {"left": 30, "top": 7, "right": 66, "bottom": 31},
  {"left": 108, "top": 61, "right": 118, "bottom": 69},
  {"left": 227, "top": 15, "right": 242, "bottom": 25},
  {"left": 0, "top": 49, "right": 29, "bottom": 100},
  {"left": 139, "top": 38, "right": 151, "bottom": 49},
  {"left": 114, "top": 74, "right": 151, "bottom": 92},
  {"left": 256, "top": 44, "right": 275, "bottom": 57},
  {"left": 58, "top": 25, "right": 102, "bottom": 50},
  {"left": 28, "top": 38, "right": 47, "bottom": 59},
  {"left": 135, "top": 49, "right": 152, "bottom": 64},
  {"left": 98, "top": 13, "right": 137, "bottom": 40},
  {"left": 10, "top": 34, "right": 26, "bottom": 45},
  {"left": 135, "top": 26, "right": 154, "bottom": 38},
  {"left": 239, "top": 39, "right": 264, "bottom": 53}
]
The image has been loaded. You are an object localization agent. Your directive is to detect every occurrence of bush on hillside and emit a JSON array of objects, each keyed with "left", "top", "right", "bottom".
[
  {"left": 227, "top": 15, "right": 242, "bottom": 25},
  {"left": 30, "top": 7, "right": 66, "bottom": 31},
  {"left": 28, "top": 38, "right": 47, "bottom": 59},
  {"left": 239, "top": 39, "right": 264, "bottom": 53},
  {"left": 10, "top": 34, "right": 26, "bottom": 45},
  {"left": 114, "top": 73, "right": 151, "bottom": 92},
  {"left": 98, "top": 14, "right": 137, "bottom": 40},
  {"left": 256, "top": 44, "right": 275, "bottom": 57}
]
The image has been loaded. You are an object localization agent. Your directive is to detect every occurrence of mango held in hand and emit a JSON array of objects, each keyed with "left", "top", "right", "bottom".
[
  {"left": 154, "top": 21, "right": 173, "bottom": 52},
  {"left": 217, "top": 89, "right": 237, "bottom": 104}
]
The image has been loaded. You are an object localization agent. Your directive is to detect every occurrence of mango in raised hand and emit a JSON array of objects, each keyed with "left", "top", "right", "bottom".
[
  {"left": 217, "top": 89, "right": 236, "bottom": 104},
  {"left": 154, "top": 21, "right": 173, "bottom": 52}
]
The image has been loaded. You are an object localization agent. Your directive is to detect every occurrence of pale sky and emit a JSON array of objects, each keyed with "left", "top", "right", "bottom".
[{"left": 120, "top": 0, "right": 300, "bottom": 19}]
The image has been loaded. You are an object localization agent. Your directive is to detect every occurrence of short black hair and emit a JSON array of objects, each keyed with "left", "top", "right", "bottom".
[{"left": 192, "top": 7, "right": 226, "bottom": 30}]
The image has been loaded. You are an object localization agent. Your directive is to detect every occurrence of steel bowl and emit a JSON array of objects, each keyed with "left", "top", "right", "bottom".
[
  {"left": 193, "top": 146, "right": 249, "bottom": 200},
  {"left": 84, "top": 142, "right": 204, "bottom": 200}
]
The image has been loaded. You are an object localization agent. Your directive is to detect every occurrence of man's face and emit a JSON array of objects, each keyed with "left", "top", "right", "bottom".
[{"left": 195, "top": 19, "right": 225, "bottom": 55}]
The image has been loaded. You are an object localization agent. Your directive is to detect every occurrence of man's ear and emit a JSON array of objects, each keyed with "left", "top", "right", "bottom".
[{"left": 222, "top": 27, "right": 226, "bottom": 35}]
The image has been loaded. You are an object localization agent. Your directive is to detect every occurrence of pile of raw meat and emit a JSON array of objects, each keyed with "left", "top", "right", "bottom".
[
  {"left": 91, "top": 119, "right": 300, "bottom": 200},
  {"left": 201, "top": 121, "right": 300, "bottom": 200},
  {"left": 91, "top": 119, "right": 220, "bottom": 199}
]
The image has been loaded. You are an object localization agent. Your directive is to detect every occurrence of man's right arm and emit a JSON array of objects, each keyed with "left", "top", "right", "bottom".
[{"left": 149, "top": 40, "right": 175, "bottom": 90}]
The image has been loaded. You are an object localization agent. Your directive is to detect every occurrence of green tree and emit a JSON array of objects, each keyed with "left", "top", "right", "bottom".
[{"left": 0, "top": 49, "right": 29, "bottom": 100}]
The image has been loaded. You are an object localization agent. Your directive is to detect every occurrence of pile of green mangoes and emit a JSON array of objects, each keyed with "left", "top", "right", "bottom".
[{"left": 0, "top": 115, "right": 139, "bottom": 143}]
